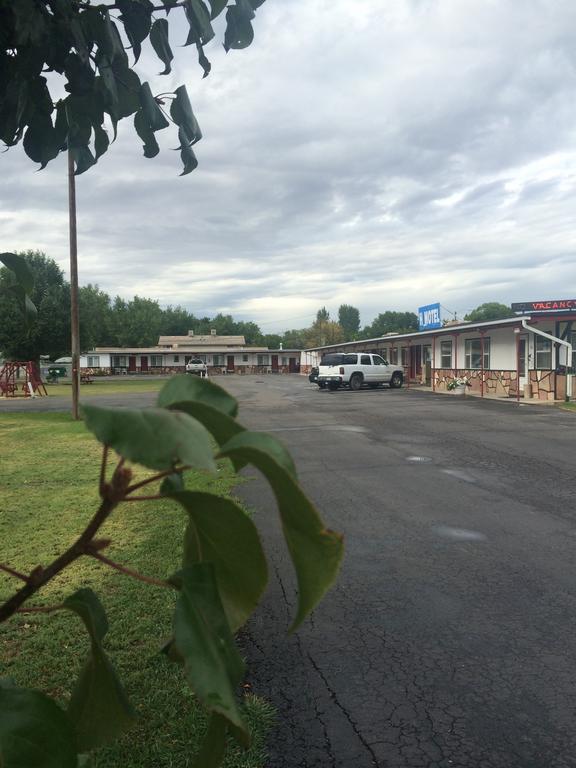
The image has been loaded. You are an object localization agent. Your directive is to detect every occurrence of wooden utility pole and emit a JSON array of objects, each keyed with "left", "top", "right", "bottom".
[{"left": 68, "top": 150, "right": 80, "bottom": 420}]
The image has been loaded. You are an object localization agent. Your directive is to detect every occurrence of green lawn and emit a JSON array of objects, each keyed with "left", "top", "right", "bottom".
[
  {"left": 559, "top": 402, "right": 576, "bottom": 412},
  {"left": 44, "top": 379, "right": 167, "bottom": 397},
  {"left": 0, "top": 412, "right": 273, "bottom": 767}
]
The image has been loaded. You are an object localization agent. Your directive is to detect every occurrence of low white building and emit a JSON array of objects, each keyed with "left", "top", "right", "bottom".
[
  {"left": 80, "top": 331, "right": 302, "bottom": 375},
  {"left": 304, "top": 305, "right": 575, "bottom": 401}
]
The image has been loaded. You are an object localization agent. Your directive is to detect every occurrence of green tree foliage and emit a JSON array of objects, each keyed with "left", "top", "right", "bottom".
[
  {"left": 316, "top": 306, "right": 330, "bottom": 323},
  {"left": 79, "top": 284, "right": 114, "bottom": 349},
  {"left": 305, "top": 317, "right": 344, "bottom": 349},
  {"left": 338, "top": 304, "right": 360, "bottom": 341},
  {"left": 464, "top": 302, "right": 513, "bottom": 322},
  {"left": 0, "top": 376, "right": 343, "bottom": 767},
  {"left": 360, "top": 311, "right": 419, "bottom": 338},
  {"left": 0, "top": 0, "right": 267, "bottom": 175},
  {"left": 0, "top": 250, "right": 70, "bottom": 360}
]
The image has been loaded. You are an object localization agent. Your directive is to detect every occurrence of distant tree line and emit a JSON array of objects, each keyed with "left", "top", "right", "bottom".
[{"left": 0, "top": 252, "right": 512, "bottom": 361}]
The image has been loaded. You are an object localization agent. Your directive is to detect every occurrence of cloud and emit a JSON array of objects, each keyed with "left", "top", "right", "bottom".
[{"left": 2, "top": 0, "right": 576, "bottom": 331}]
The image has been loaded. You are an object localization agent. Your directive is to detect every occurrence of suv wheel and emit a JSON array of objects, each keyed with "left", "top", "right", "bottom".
[
  {"left": 349, "top": 373, "right": 363, "bottom": 391},
  {"left": 390, "top": 372, "right": 403, "bottom": 388}
]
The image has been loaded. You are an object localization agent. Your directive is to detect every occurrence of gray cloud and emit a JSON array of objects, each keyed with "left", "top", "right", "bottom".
[{"left": 2, "top": 0, "right": 576, "bottom": 330}]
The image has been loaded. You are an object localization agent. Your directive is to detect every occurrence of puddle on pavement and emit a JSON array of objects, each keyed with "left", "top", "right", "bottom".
[
  {"left": 406, "top": 456, "right": 432, "bottom": 463},
  {"left": 433, "top": 525, "right": 487, "bottom": 542},
  {"left": 441, "top": 468, "right": 477, "bottom": 483}
]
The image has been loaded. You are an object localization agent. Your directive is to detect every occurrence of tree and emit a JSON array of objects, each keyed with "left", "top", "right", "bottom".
[
  {"left": 79, "top": 284, "right": 113, "bottom": 349},
  {"left": 281, "top": 328, "right": 307, "bottom": 349},
  {"left": 316, "top": 307, "right": 330, "bottom": 323},
  {"left": 338, "top": 304, "right": 360, "bottom": 341},
  {"left": 161, "top": 305, "right": 197, "bottom": 336},
  {"left": 1, "top": 0, "right": 267, "bottom": 176},
  {"left": 360, "top": 311, "right": 419, "bottom": 338},
  {"left": 305, "top": 319, "right": 344, "bottom": 349},
  {"left": 0, "top": 251, "right": 70, "bottom": 360},
  {"left": 464, "top": 302, "right": 513, "bottom": 322}
]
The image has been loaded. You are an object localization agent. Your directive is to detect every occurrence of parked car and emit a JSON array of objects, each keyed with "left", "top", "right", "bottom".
[
  {"left": 317, "top": 352, "right": 403, "bottom": 391},
  {"left": 185, "top": 357, "right": 208, "bottom": 376},
  {"left": 308, "top": 366, "right": 327, "bottom": 388}
]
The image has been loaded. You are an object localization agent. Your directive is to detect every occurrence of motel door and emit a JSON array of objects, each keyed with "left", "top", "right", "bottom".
[
  {"left": 409, "top": 346, "right": 422, "bottom": 381},
  {"left": 227, "top": 356, "right": 235, "bottom": 372},
  {"left": 128, "top": 356, "right": 136, "bottom": 373},
  {"left": 271, "top": 355, "right": 279, "bottom": 372},
  {"left": 289, "top": 357, "right": 297, "bottom": 373},
  {"left": 140, "top": 356, "right": 148, "bottom": 372},
  {"left": 518, "top": 335, "right": 528, "bottom": 391}
]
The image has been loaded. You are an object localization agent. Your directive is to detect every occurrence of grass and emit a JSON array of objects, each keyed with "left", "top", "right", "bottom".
[
  {"left": 559, "top": 402, "right": 576, "bottom": 412},
  {"left": 0, "top": 412, "right": 274, "bottom": 767},
  {"left": 43, "top": 379, "right": 167, "bottom": 397}
]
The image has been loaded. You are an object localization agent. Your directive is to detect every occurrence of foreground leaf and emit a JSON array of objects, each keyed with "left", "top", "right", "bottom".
[
  {"left": 158, "top": 374, "right": 239, "bottom": 417},
  {"left": 0, "top": 685, "right": 77, "bottom": 768},
  {"left": 64, "top": 589, "right": 136, "bottom": 752},
  {"left": 192, "top": 713, "right": 227, "bottom": 768},
  {"left": 158, "top": 376, "right": 243, "bottom": 447},
  {"left": 170, "top": 564, "right": 249, "bottom": 740},
  {"left": 0, "top": 252, "right": 34, "bottom": 293},
  {"left": 82, "top": 405, "right": 216, "bottom": 471},
  {"left": 172, "top": 491, "right": 268, "bottom": 631},
  {"left": 219, "top": 432, "right": 344, "bottom": 630}
]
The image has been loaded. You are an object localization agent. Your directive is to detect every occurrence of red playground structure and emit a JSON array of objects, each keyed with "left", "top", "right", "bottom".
[{"left": 0, "top": 361, "right": 47, "bottom": 398}]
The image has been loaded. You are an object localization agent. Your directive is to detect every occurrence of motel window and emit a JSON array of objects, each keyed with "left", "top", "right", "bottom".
[
  {"left": 242, "top": 355, "right": 249, "bottom": 362},
  {"left": 535, "top": 337, "right": 552, "bottom": 369},
  {"left": 282, "top": 357, "right": 288, "bottom": 365},
  {"left": 87, "top": 355, "right": 100, "bottom": 367},
  {"left": 113, "top": 355, "right": 127, "bottom": 368},
  {"left": 174, "top": 355, "right": 180, "bottom": 363},
  {"left": 150, "top": 355, "right": 163, "bottom": 367},
  {"left": 213, "top": 355, "right": 223, "bottom": 366},
  {"left": 464, "top": 338, "right": 490, "bottom": 369},
  {"left": 401, "top": 348, "right": 408, "bottom": 366},
  {"left": 440, "top": 340, "right": 452, "bottom": 368},
  {"left": 389, "top": 348, "right": 398, "bottom": 364},
  {"left": 257, "top": 354, "right": 270, "bottom": 366},
  {"left": 423, "top": 346, "right": 431, "bottom": 364}
]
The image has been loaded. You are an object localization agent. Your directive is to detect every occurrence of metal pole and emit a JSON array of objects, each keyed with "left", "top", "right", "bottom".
[
  {"left": 68, "top": 150, "right": 80, "bottom": 420},
  {"left": 432, "top": 336, "right": 436, "bottom": 392},
  {"left": 480, "top": 331, "right": 485, "bottom": 398},
  {"left": 515, "top": 331, "right": 520, "bottom": 406}
]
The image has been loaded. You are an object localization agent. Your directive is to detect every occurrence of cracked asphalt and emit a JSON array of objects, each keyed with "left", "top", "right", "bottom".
[
  {"left": 5, "top": 377, "right": 576, "bottom": 767},
  {"left": 221, "top": 377, "right": 576, "bottom": 768}
]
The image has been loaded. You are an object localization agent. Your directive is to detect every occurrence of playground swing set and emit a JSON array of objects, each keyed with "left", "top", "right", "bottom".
[{"left": 0, "top": 361, "right": 48, "bottom": 398}]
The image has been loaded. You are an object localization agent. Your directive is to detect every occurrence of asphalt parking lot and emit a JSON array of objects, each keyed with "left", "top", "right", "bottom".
[
  {"left": 4, "top": 376, "right": 576, "bottom": 767},
  {"left": 223, "top": 377, "right": 576, "bottom": 768}
]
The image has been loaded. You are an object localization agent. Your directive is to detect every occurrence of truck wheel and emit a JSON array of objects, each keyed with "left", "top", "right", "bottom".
[
  {"left": 349, "top": 373, "right": 363, "bottom": 391},
  {"left": 390, "top": 372, "right": 403, "bottom": 388}
]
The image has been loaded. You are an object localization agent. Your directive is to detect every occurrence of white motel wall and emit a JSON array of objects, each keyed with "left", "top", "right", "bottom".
[
  {"left": 303, "top": 313, "right": 575, "bottom": 401},
  {"left": 79, "top": 349, "right": 302, "bottom": 375}
]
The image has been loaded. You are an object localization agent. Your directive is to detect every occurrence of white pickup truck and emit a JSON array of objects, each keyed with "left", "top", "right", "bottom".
[
  {"left": 185, "top": 357, "right": 208, "bottom": 376},
  {"left": 317, "top": 352, "right": 404, "bottom": 391}
]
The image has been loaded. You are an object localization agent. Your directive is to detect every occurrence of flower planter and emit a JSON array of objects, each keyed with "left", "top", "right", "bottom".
[{"left": 453, "top": 384, "right": 467, "bottom": 395}]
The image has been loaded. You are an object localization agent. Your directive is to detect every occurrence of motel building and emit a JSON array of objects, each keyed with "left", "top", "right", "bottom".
[
  {"left": 302, "top": 300, "right": 576, "bottom": 402},
  {"left": 80, "top": 331, "right": 302, "bottom": 376}
]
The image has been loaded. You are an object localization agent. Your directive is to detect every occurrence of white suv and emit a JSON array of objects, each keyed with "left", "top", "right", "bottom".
[{"left": 317, "top": 352, "right": 403, "bottom": 391}]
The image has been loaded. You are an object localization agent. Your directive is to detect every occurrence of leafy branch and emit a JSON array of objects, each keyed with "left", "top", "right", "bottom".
[
  {"left": 0, "top": 375, "right": 344, "bottom": 767},
  {"left": 0, "top": 0, "right": 267, "bottom": 175}
]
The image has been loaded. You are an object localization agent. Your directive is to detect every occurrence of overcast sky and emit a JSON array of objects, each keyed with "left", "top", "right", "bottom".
[{"left": 3, "top": 0, "right": 576, "bottom": 331}]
